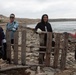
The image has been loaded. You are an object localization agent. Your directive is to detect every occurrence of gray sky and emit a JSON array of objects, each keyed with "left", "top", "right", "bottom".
[{"left": 0, "top": 0, "right": 76, "bottom": 18}]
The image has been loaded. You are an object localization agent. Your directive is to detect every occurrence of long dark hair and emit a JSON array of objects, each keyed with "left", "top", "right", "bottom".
[{"left": 41, "top": 14, "right": 48, "bottom": 23}]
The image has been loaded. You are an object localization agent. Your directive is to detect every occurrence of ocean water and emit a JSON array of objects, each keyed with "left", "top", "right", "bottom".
[{"left": 27, "top": 21, "right": 76, "bottom": 33}]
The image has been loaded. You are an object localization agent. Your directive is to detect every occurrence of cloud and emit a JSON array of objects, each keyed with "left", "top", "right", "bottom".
[{"left": 0, "top": 0, "right": 76, "bottom": 18}]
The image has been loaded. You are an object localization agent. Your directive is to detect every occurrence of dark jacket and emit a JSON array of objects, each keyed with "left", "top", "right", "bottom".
[
  {"left": 35, "top": 22, "right": 55, "bottom": 47},
  {"left": 35, "top": 22, "right": 54, "bottom": 39},
  {"left": 35, "top": 22, "right": 53, "bottom": 32},
  {"left": 0, "top": 27, "right": 5, "bottom": 46},
  {"left": 35, "top": 14, "right": 53, "bottom": 33},
  {"left": 35, "top": 22, "right": 53, "bottom": 44}
]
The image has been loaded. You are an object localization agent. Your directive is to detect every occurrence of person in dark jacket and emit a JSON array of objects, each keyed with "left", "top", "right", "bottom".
[
  {"left": 0, "top": 27, "right": 7, "bottom": 60},
  {"left": 35, "top": 14, "right": 55, "bottom": 64}
]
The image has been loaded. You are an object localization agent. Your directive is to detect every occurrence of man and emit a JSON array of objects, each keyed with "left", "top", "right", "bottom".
[
  {"left": 35, "top": 14, "right": 55, "bottom": 64},
  {"left": 0, "top": 27, "right": 6, "bottom": 60},
  {"left": 6, "top": 14, "right": 19, "bottom": 46}
]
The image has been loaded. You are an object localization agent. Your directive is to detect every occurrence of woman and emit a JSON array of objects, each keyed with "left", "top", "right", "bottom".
[{"left": 35, "top": 14, "right": 55, "bottom": 64}]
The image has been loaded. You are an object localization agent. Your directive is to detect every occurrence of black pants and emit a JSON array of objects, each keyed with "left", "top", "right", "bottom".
[
  {"left": 39, "top": 35, "right": 55, "bottom": 64},
  {"left": 39, "top": 38, "right": 46, "bottom": 64},
  {"left": 11, "top": 39, "right": 14, "bottom": 49},
  {"left": 3, "top": 39, "right": 14, "bottom": 60},
  {"left": 0, "top": 47, "right": 2, "bottom": 59},
  {"left": 3, "top": 43, "right": 7, "bottom": 60},
  {"left": 6, "top": 39, "right": 14, "bottom": 63},
  {"left": 11, "top": 39, "right": 14, "bottom": 44},
  {"left": 0, "top": 43, "right": 7, "bottom": 60}
]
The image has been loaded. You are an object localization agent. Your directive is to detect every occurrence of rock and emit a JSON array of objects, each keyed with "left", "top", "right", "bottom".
[
  {"left": 73, "top": 72, "right": 76, "bottom": 75},
  {"left": 54, "top": 70, "right": 73, "bottom": 75},
  {"left": 42, "top": 67, "right": 55, "bottom": 75},
  {"left": 26, "top": 69, "right": 35, "bottom": 75},
  {"left": 43, "top": 67, "right": 55, "bottom": 72},
  {"left": 36, "top": 73, "right": 47, "bottom": 75}
]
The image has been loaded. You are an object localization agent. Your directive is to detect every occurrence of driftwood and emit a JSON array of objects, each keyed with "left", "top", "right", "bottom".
[{"left": 0, "top": 66, "right": 29, "bottom": 72}]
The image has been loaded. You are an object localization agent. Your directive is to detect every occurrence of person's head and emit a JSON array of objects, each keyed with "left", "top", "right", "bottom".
[
  {"left": 10, "top": 14, "right": 15, "bottom": 23},
  {"left": 41, "top": 14, "right": 48, "bottom": 23}
]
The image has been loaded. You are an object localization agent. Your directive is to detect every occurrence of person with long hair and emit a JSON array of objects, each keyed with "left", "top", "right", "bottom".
[{"left": 35, "top": 14, "right": 55, "bottom": 64}]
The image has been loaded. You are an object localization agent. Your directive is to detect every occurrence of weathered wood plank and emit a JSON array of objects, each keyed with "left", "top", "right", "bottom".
[
  {"left": 21, "top": 30, "right": 26, "bottom": 65},
  {"left": 45, "top": 32, "right": 52, "bottom": 66},
  {"left": 6, "top": 30, "right": 11, "bottom": 63},
  {"left": 10, "top": 45, "right": 56, "bottom": 49},
  {"left": 14, "top": 31, "right": 18, "bottom": 65},
  {"left": 53, "top": 33, "right": 60, "bottom": 68},
  {"left": 0, "top": 66, "right": 29, "bottom": 73},
  {"left": 60, "top": 33, "right": 69, "bottom": 70},
  {"left": 26, "top": 45, "right": 46, "bottom": 48}
]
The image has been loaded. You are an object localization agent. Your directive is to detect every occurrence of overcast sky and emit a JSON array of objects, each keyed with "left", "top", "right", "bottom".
[{"left": 0, "top": 0, "right": 76, "bottom": 19}]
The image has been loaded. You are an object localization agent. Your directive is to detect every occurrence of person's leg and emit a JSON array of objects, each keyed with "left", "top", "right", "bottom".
[
  {"left": 39, "top": 47, "right": 45, "bottom": 64},
  {"left": 2, "top": 43, "right": 7, "bottom": 60},
  {"left": 11, "top": 39, "right": 14, "bottom": 49},
  {"left": 0, "top": 47, "right": 2, "bottom": 59},
  {"left": 6, "top": 39, "right": 14, "bottom": 63},
  {"left": 39, "top": 53, "right": 45, "bottom": 64},
  {"left": 38, "top": 34, "right": 46, "bottom": 64}
]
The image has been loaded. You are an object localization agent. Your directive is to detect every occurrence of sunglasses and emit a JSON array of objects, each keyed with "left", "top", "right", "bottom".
[{"left": 10, "top": 17, "right": 14, "bottom": 18}]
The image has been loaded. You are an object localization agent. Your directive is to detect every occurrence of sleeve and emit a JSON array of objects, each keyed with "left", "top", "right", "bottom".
[
  {"left": 6, "top": 23, "right": 9, "bottom": 30},
  {"left": 49, "top": 23, "right": 54, "bottom": 38},
  {"left": 12, "top": 22, "right": 19, "bottom": 31},
  {"left": 6, "top": 23, "right": 12, "bottom": 31},
  {"left": 2, "top": 30, "right": 6, "bottom": 43},
  {"left": 35, "top": 23, "right": 40, "bottom": 31},
  {"left": 49, "top": 24, "right": 53, "bottom": 32},
  {"left": 0, "top": 27, "right": 5, "bottom": 39}
]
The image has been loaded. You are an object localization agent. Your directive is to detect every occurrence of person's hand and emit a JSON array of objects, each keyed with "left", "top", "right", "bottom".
[
  {"left": 53, "top": 38, "right": 55, "bottom": 41},
  {"left": 12, "top": 28, "right": 16, "bottom": 32},
  {"left": 2, "top": 39, "right": 6, "bottom": 43},
  {"left": 36, "top": 28, "right": 42, "bottom": 34}
]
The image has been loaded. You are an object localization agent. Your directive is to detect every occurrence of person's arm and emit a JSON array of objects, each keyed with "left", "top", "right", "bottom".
[
  {"left": 12, "top": 22, "right": 19, "bottom": 31},
  {"left": 35, "top": 23, "right": 40, "bottom": 31},
  {"left": 49, "top": 23, "right": 53, "bottom": 32},
  {"left": 35, "top": 23, "right": 43, "bottom": 34},
  {"left": 49, "top": 23, "right": 54, "bottom": 38},
  {"left": 6, "top": 23, "right": 12, "bottom": 31},
  {"left": 0, "top": 27, "right": 5, "bottom": 39},
  {"left": 6, "top": 23, "right": 10, "bottom": 30},
  {"left": 0, "top": 27, "right": 6, "bottom": 43}
]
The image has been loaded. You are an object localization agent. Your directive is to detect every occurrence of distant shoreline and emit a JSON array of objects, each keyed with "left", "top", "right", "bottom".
[
  {"left": 49, "top": 19, "right": 76, "bottom": 22},
  {"left": 0, "top": 15, "right": 76, "bottom": 24},
  {"left": 0, "top": 19, "right": 76, "bottom": 25}
]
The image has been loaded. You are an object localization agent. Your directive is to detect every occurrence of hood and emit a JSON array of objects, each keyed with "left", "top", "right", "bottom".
[{"left": 41, "top": 14, "right": 48, "bottom": 23}]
